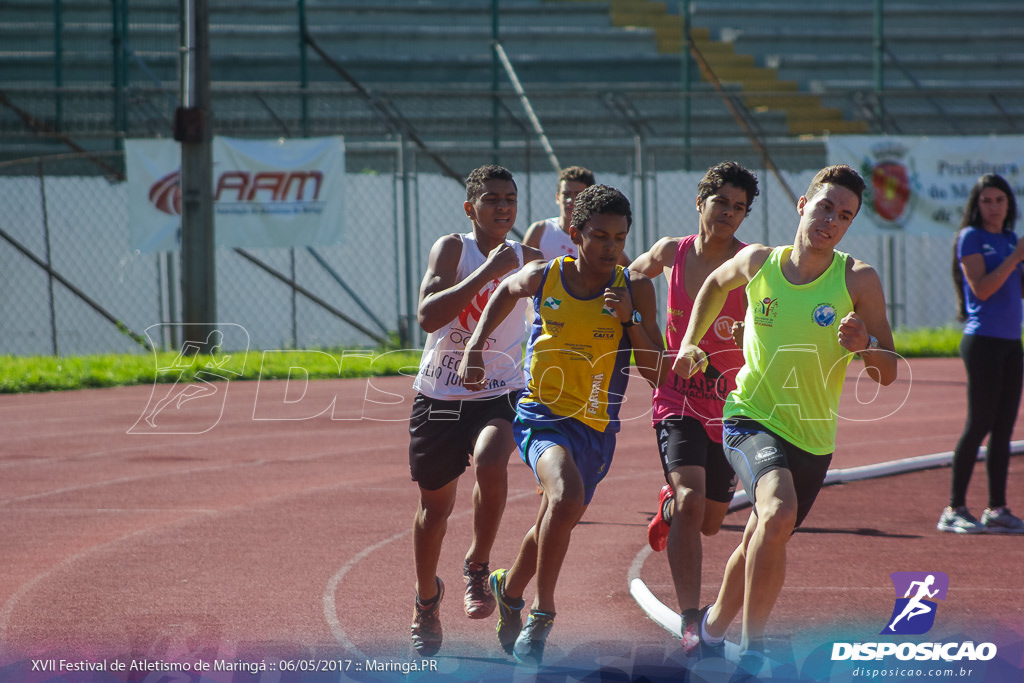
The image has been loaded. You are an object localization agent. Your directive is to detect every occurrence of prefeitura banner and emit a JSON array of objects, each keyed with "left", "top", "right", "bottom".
[
  {"left": 126, "top": 136, "right": 346, "bottom": 252},
  {"left": 826, "top": 135, "right": 1024, "bottom": 235}
]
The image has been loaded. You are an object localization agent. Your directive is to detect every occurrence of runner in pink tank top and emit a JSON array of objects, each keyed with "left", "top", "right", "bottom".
[{"left": 629, "top": 161, "right": 759, "bottom": 657}]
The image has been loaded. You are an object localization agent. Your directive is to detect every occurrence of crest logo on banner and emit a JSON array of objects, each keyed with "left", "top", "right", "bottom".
[
  {"left": 859, "top": 141, "right": 919, "bottom": 230},
  {"left": 827, "top": 134, "right": 1024, "bottom": 236}
]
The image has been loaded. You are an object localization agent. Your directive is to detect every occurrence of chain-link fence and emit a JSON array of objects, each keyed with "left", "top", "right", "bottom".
[{"left": 0, "top": 143, "right": 961, "bottom": 357}]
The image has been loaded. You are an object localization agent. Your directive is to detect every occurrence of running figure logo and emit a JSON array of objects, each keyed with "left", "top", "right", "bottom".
[
  {"left": 881, "top": 571, "right": 949, "bottom": 635},
  {"left": 129, "top": 323, "right": 249, "bottom": 435}
]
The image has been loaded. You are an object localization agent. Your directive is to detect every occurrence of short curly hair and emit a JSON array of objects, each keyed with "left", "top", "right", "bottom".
[
  {"left": 697, "top": 161, "right": 759, "bottom": 214},
  {"left": 465, "top": 164, "right": 516, "bottom": 202},
  {"left": 569, "top": 184, "right": 632, "bottom": 231}
]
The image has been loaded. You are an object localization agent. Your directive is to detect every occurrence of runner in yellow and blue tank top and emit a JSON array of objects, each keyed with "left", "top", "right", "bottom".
[
  {"left": 460, "top": 185, "right": 666, "bottom": 668},
  {"left": 518, "top": 254, "right": 632, "bottom": 437},
  {"left": 673, "top": 165, "right": 900, "bottom": 673}
]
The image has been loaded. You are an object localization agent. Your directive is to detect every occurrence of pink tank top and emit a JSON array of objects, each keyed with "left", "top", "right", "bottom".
[{"left": 651, "top": 234, "right": 746, "bottom": 442}]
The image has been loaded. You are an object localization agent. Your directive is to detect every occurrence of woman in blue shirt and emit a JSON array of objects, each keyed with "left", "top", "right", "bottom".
[{"left": 941, "top": 174, "right": 1024, "bottom": 534}]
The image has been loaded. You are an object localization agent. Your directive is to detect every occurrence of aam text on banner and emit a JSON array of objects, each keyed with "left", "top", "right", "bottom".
[{"left": 125, "top": 136, "right": 345, "bottom": 253}]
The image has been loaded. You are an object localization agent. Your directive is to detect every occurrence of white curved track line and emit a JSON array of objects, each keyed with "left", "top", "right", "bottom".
[
  {"left": 628, "top": 441, "right": 1024, "bottom": 653},
  {"left": 322, "top": 489, "right": 540, "bottom": 657},
  {"left": 322, "top": 529, "right": 411, "bottom": 656}
]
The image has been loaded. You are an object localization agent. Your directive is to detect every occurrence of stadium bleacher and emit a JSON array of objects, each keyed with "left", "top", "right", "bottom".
[{"left": 1, "top": 0, "right": 1022, "bottom": 169}]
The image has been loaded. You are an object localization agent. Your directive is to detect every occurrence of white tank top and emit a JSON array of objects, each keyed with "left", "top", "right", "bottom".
[
  {"left": 537, "top": 218, "right": 577, "bottom": 260},
  {"left": 412, "top": 233, "right": 527, "bottom": 400}
]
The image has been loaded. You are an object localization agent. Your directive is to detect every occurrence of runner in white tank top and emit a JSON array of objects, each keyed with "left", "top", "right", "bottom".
[
  {"left": 407, "top": 165, "right": 544, "bottom": 658},
  {"left": 524, "top": 166, "right": 632, "bottom": 265},
  {"left": 413, "top": 232, "right": 527, "bottom": 400},
  {"left": 523, "top": 167, "right": 593, "bottom": 260},
  {"left": 532, "top": 217, "right": 576, "bottom": 260}
]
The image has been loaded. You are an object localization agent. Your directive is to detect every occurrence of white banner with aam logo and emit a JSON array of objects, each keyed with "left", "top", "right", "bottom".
[
  {"left": 826, "top": 135, "right": 1024, "bottom": 236},
  {"left": 125, "top": 136, "right": 345, "bottom": 252}
]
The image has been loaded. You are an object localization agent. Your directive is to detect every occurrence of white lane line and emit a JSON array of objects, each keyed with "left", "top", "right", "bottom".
[
  {"left": 627, "top": 442, "right": 1024, "bottom": 648},
  {"left": 322, "top": 489, "right": 540, "bottom": 658}
]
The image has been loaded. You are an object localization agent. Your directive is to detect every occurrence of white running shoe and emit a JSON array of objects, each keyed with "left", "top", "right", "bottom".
[{"left": 937, "top": 506, "right": 983, "bottom": 534}]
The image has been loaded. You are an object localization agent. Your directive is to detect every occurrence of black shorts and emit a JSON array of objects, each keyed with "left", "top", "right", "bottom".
[
  {"left": 408, "top": 392, "right": 517, "bottom": 491},
  {"left": 722, "top": 417, "right": 831, "bottom": 528},
  {"left": 654, "top": 415, "right": 737, "bottom": 504}
]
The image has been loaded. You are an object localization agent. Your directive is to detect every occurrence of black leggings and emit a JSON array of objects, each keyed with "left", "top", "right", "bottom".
[{"left": 950, "top": 334, "right": 1024, "bottom": 509}]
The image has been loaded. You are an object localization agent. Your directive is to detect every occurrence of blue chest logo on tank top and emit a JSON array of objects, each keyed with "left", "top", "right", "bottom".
[{"left": 812, "top": 303, "right": 837, "bottom": 327}]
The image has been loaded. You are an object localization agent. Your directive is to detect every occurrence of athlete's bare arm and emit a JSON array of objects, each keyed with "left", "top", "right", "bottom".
[
  {"left": 521, "top": 244, "right": 545, "bottom": 266},
  {"left": 417, "top": 235, "right": 523, "bottom": 333},
  {"left": 629, "top": 236, "right": 682, "bottom": 281},
  {"left": 960, "top": 240, "right": 1024, "bottom": 300},
  {"left": 522, "top": 220, "right": 547, "bottom": 251},
  {"left": 618, "top": 272, "right": 666, "bottom": 387},
  {"left": 842, "top": 258, "right": 898, "bottom": 386},
  {"left": 459, "top": 261, "right": 547, "bottom": 390},
  {"left": 601, "top": 270, "right": 665, "bottom": 386},
  {"left": 675, "top": 244, "right": 770, "bottom": 378}
]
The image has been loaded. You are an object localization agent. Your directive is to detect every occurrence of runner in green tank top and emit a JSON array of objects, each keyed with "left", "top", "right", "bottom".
[
  {"left": 673, "top": 165, "right": 899, "bottom": 675},
  {"left": 726, "top": 243, "right": 854, "bottom": 456}
]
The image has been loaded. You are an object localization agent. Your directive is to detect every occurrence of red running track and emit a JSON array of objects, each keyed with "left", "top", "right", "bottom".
[{"left": 1, "top": 357, "right": 1022, "bottom": 681}]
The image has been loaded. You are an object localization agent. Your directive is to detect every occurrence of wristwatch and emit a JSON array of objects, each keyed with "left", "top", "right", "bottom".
[
  {"left": 623, "top": 309, "right": 642, "bottom": 328},
  {"left": 865, "top": 335, "right": 880, "bottom": 352}
]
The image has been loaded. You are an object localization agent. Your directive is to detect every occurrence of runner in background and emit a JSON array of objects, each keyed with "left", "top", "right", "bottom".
[{"left": 523, "top": 166, "right": 630, "bottom": 265}]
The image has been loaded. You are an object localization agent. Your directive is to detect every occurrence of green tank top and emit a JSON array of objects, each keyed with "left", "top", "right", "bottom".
[{"left": 725, "top": 246, "right": 854, "bottom": 455}]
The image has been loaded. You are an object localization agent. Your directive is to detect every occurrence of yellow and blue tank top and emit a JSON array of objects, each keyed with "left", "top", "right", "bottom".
[
  {"left": 725, "top": 246, "right": 854, "bottom": 455},
  {"left": 520, "top": 256, "right": 632, "bottom": 433}
]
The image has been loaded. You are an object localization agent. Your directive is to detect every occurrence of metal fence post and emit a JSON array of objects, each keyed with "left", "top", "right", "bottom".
[
  {"left": 179, "top": 0, "right": 217, "bottom": 348},
  {"left": 290, "top": 247, "right": 298, "bottom": 348},
  {"left": 38, "top": 160, "right": 59, "bottom": 356},
  {"left": 491, "top": 0, "right": 500, "bottom": 164},
  {"left": 681, "top": 1, "right": 692, "bottom": 172},
  {"left": 111, "top": 0, "right": 125, "bottom": 154},
  {"left": 298, "top": 0, "right": 310, "bottom": 137},
  {"left": 399, "top": 135, "right": 417, "bottom": 348}
]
